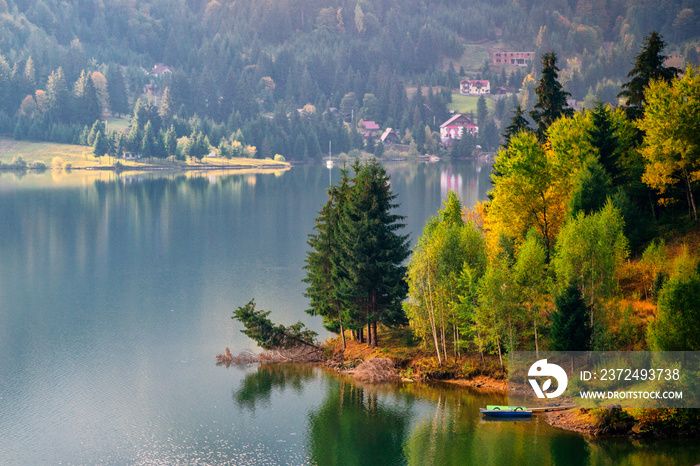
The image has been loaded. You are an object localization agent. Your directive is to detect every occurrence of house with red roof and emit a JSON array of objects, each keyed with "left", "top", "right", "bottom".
[
  {"left": 440, "top": 114, "right": 478, "bottom": 146},
  {"left": 361, "top": 120, "right": 380, "bottom": 138}
]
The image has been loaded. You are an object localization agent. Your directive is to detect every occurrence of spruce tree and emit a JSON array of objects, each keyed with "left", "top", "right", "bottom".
[
  {"left": 586, "top": 102, "right": 621, "bottom": 182},
  {"left": 502, "top": 104, "right": 531, "bottom": 146},
  {"left": 530, "top": 52, "right": 573, "bottom": 141},
  {"left": 303, "top": 169, "right": 352, "bottom": 348},
  {"left": 106, "top": 64, "right": 129, "bottom": 117},
  {"left": 92, "top": 130, "right": 109, "bottom": 158},
  {"left": 334, "top": 159, "right": 410, "bottom": 347},
  {"left": 74, "top": 70, "right": 101, "bottom": 125},
  {"left": 549, "top": 282, "right": 592, "bottom": 351},
  {"left": 618, "top": 31, "right": 679, "bottom": 120}
]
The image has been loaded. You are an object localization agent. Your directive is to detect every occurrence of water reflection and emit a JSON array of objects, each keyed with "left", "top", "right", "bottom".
[
  {"left": 308, "top": 376, "right": 412, "bottom": 466},
  {"left": 234, "top": 364, "right": 316, "bottom": 411}
]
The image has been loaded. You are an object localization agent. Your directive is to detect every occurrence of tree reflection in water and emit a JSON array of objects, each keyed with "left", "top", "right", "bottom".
[
  {"left": 308, "top": 376, "right": 412, "bottom": 466},
  {"left": 233, "top": 364, "right": 317, "bottom": 412}
]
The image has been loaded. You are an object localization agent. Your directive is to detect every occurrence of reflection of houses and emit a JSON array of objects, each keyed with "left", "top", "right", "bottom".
[
  {"left": 361, "top": 121, "right": 380, "bottom": 138},
  {"left": 380, "top": 128, "right": 400, "bottom": 145},
  {"left": 493, "top": 51, "right": 534, "bottom": 66},
  {"left": 460, "top": 80, "right": 490, "bottom": 95},
  {"left": 440, "top": 114, "right": 478, "bottom": 146}
]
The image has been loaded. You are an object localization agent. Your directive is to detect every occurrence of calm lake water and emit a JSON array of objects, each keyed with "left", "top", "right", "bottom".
[{"left": 0, "top": 161, "right": 697, "bottom": 465}]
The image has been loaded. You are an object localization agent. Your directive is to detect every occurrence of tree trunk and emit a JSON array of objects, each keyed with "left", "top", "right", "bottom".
[
  {"left": 496, "top": 338, "right": 503, "bottom": 369},
  {"left": 340, "top": 322, "right": 346, "bottom": 349},
  {"left": 371, "top": 320, "right": 378, "bottom": 348},
  {"left": 534, "top": 320, "right": 539, "bottom": 358},
  {"left": 685, "top": 172, "right": 698, "bottom": 222},
  {"left": 367, "top": 321, "right": 373, "bottom": 347},
  {"left": 425, "top": 272, "right": 442, "bottom": 365}
]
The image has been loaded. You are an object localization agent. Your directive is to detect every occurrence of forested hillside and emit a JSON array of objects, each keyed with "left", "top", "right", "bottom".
[{"left": 0, "top": 0, "right": 698, "bottom": 159}]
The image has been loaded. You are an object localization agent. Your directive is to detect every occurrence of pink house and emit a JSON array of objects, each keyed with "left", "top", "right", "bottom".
[
  {"left": 493, "top": 51, "right": 534, "bottom": 66},
  {"left": 440, "top": 114, "right": 478, "bottom": 145},
  {"left": 361, "top": 120, "right": 380, "bottom": 138}
]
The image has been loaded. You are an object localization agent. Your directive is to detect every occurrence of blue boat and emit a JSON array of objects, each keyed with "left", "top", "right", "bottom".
[{"left": 480, "top": 405, "right": 532, "bottom": 417}]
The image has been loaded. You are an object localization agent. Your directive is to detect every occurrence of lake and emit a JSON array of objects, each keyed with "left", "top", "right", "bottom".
[{"left": 0, "top": 161, "right": 697, "bottom": 465}]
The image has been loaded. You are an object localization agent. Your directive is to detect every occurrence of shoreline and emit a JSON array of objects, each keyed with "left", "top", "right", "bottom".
[{"left": 320, "top": 340, "right": 697, "bottom": 439}]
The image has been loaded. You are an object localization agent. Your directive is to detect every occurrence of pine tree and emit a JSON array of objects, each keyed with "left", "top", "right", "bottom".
[
  {"left": 549, "top": 282, "right": 592, "bottom": 351},
  {"left": 618, "top": 31, "right": 679, "bottom": 120},
  {"left": 303, "top": 169, "right": 352, "bottom": 348},
  {"left": 106, "top": 64, "right": 129, "bottom": 116},
  {"left": 92, "top": 130, "right": 109, "bottom": 158},
  {"left": 141, "top": 120, "right": 156, "bottom": 158},
  {"left": 165, "top": 125, "right": 178, "bottom": 157},
  {"left": 530, "top": 52, "right": 573, "bottom": 141},
  {"left": 74, "top": 70, "right": 101, "bottom": 125},
  {"left": 586, "top": 102, "right": 620, "bottom": 182},
  {"left": 334, "top": 159, "right": 410, "bottom": 347},
  {"left": 159, "top": 87, "right": 175, "bottom": 123},
  {"left": 46, "top": 67, "right": 71, "bottom": 123},
  {"left": 502, "top": 105, "right": 531, "bottom": 146}
]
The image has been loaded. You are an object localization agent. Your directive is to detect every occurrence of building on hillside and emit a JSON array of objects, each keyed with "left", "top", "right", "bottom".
[
  {"left": 380, "top": 128, "right": 400, "bottom": 145},
  {"left": 151, "top": 63, "right": 172, "bottom": 76},
  {"left": 361, "top": 120, "right": 380, "bottom": 138},
  {"left": 440, "top": 114, "right": 478, "bottom": 146},
  {"left": 493, "top": 51, "right": 534, "bottom": 66},
  {"left": 460, "top": 79, "right": 490, "bottom": 95}
]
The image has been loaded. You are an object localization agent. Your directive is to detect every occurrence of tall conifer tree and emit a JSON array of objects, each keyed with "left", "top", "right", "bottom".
[
  {"left": 618, "top": 32, "right": 679, "bottom": 120},
  {"left": 334, "top": 159, "right": 410, "bottom": 347},
  {"left": 530, "top": 52, "right": 572, "bottom": 141}
]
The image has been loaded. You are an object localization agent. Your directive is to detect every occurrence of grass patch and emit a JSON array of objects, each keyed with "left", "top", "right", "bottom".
[
  {"left": 106, "top": 116, "right": 131, "bottom": 133},
  {"left": 0, "top": 139, "right": 291, "bottom": 171},
  {"left": 0, "top": 139, "right": 96, "bottom": 168},
  {"left": 448, "top": 93, "right": 496, "bottom": 115},
  {"left": 452, "top": 43, "right": 492, "bottom": 71}
]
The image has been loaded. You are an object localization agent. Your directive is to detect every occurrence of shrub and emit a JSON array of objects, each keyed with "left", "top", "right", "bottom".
[
  {"left": 64, "top": 163, "right": 73, "bottom": 171},
  {"left": 11, "top": 155, "right": 27, "bottom": 169},
  {"left": 52, "top": 157, "right": 64, "bottom": 170},
  {"left": 273, "top": 154, "right": 286, "bottom": 162},
  {"left": 30, "top": 161, "right": 47, "bottom": 170}
]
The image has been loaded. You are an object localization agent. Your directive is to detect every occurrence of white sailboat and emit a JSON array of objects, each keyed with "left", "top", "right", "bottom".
[{"left": 326, "top": 141, "right": 334, "bottom": 169}]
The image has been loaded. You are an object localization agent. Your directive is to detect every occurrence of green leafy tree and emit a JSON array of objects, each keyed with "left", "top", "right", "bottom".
[
  {"left": 647, "top": 270, "right": 700, "bottom": 351},
  {"left": 530, "top": 52, "right": 573, "bottom": 141},
  {"left": 489, "top": 131, "right": 569, "bottom": 255},
  {"left": 618, "top": 32, "right": 680, "bottom": 120},
  {"left": 638, "top": 65, "right": 700, "bottom": 222},
  {"left": 405, "top": 192, "right": 487, "bottom": 362},
  {"left": 549, "top": 282, "right": 592, "bottom": 351},
  {"left": 553, "top": 201, "right": 628, "bottom": 334}
]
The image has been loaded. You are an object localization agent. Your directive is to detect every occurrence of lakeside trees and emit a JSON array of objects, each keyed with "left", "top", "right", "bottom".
[
  {"left": 304, "top": 159, "right": 410, "bottom": 348},
  {"left": 404, "top": 34, "right": 700, "bottom": 362}
]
